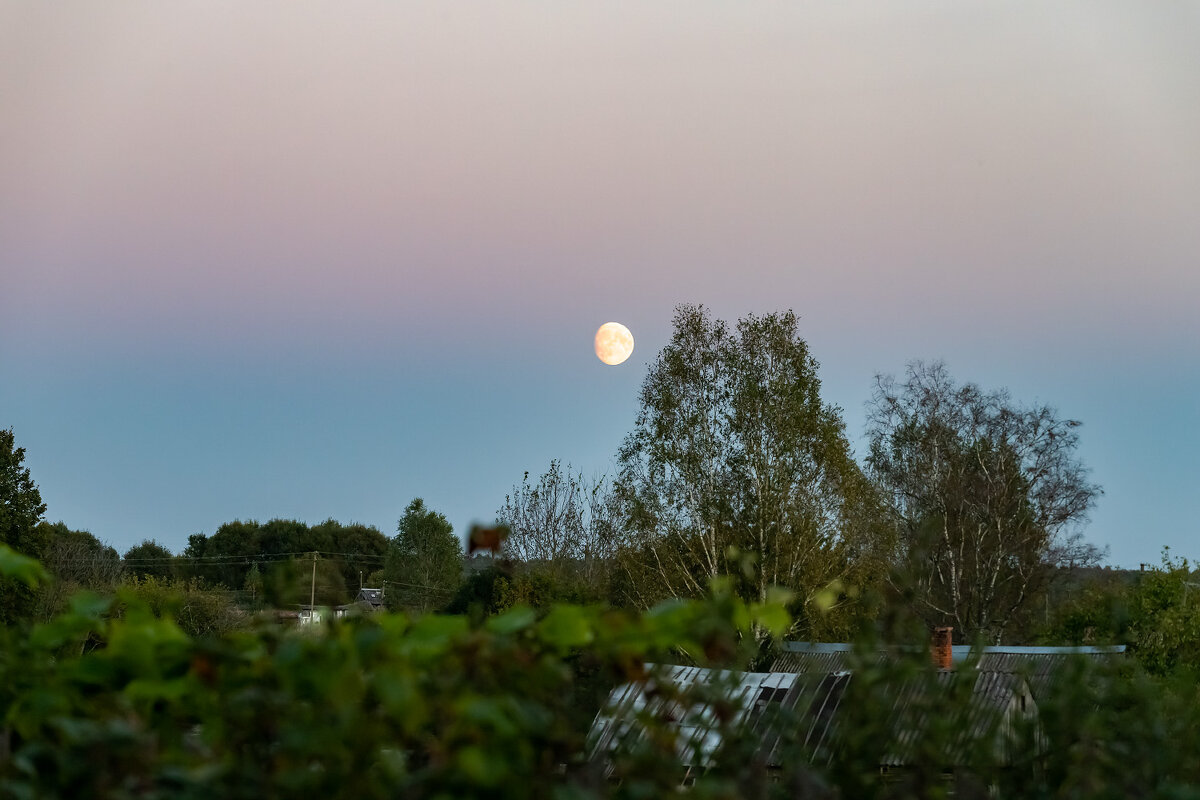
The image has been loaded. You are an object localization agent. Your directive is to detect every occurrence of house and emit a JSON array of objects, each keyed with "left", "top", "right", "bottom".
[
  {"left": 354, "top": 587, "right": 385, "bottom": 610},
  {"left": 298, "top": 589, "right": 386, "bottom": 625}
]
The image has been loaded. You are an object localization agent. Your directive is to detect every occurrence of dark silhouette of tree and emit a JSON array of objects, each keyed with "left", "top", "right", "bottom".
[{"left": 866, "top": 360, "right": 1103, "bottom": 643}]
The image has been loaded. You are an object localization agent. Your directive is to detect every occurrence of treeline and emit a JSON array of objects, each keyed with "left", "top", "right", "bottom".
[
  {"left": 177, "top": 518, "right": 389, "bottom": 606},
  {"left": 3, "top": 304, "right": 1193, "bottom": 662}
]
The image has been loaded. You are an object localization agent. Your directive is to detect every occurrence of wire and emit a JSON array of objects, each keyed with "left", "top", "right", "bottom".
[{"left": 62, "top": 550, "right": 389, "bottom": 564}]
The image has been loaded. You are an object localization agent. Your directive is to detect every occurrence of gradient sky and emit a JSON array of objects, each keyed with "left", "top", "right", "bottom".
[{"left": 2, "top": 2, "right": 1197, "bottom": 568}]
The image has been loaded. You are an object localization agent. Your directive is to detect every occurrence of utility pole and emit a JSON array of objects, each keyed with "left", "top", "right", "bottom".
[{"left": 310, "top": 552, "right": 317, "bottom": 618}]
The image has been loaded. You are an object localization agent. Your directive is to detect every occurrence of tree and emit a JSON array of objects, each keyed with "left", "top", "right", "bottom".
[
  {"left": 307, "top": 519, "right": 389, "bottom": 592},
  {"left": 1, "top": 428, "right": 49, "bottom": 624},
  {"left": 383, "top": 498, "right": 463, "bottom": 612},
  {"left": 243, "top": 562, "right": 264, "bottom": 608},
  {"left": 14, "top": 522, "right": 124, "bottom": 622},
  {"left": 268, "top": 554, "right": 347, "bottom": 608},
  {"left": 1116, "top": 550, "right": 1200, "bottom": 676},
  {"left": 0, "top": 428, "right": 47, "bottom": 556},
  {"left": 865, "top": 360, "right": 1102, "bottom": 643},
  {"left": 123, "top": 539, "right": 175, "bottom": 581},
  {"left": 614, "top": 305, "right": 885, "bottom": 636},
  {"left": 497, "top": 460, "right": 616, "bottom": 596}
]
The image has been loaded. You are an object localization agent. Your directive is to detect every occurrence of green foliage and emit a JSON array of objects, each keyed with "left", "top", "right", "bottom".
[
  {"left": 117, "top": 575, "right": 247, "bottom": 640},
  {"left": 0, "top": 429, "right": 47, "bottom": 554},
  {"left": 268, "top": 555, "right": 348, "bottom": 608},
  {"left": 1, "top": 560, "right": 775, "bottom": 798},
  {"left": 448, "top": 565, "right": 609, "bottom": 619},
  {"left": 0, "top": 429, "right": 48, "bottom": 625},
  {"left": 499, "top": 460, "right": 616, "bottom": 596},
  {"left": 30, "top": 522, "right": 125, "bottom": 622},
  {"left": 242, "top": 562, "right": 264, "bottom": 608},
  {"left": 614, "top": 305, "right": 886, "bottom": 639},
  {"left": 1038, "top": 554, "right": 1200, "bottom": 678},
  {"left": 0, "top": 544, "right": 48, "bottom": 588},
  {"left": 384, "top": 498, "right": 463, "bottom": 612},
  {"left": 1123, "top": 551, "right": 1200, "bottom": 676},
  {"left": 179, "top": 518, "right": 388, "bottom": 606},
  {"left": 122, "top": 539, "right": 175, "bottom": 581},
  {"left": 8, "top": 548, "right": 1200, "bottom": 797},
  {"left": 867, "top": 360, "right": 1103, "bottom": 643}
]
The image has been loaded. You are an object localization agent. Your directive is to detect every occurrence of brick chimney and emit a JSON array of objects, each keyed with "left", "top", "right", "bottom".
[{"left": 931, "top": 626, "right": 954, "bottom": 670}]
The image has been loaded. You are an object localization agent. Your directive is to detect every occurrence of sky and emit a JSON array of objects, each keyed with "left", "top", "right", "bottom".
[{"left": 1, "top": 1, "right": 1197, "bottom": 568}]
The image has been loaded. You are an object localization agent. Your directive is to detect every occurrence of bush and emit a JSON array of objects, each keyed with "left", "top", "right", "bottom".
[{"left": 6, "top": 545, "right": 1200, "bottom": 798}]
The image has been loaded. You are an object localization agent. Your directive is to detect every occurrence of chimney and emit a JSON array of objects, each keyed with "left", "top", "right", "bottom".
[{"left": 931, "top": 627, "right": 954, "bottom": 670}]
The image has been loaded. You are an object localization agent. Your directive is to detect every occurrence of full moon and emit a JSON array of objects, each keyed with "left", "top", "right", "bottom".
[{"left": 595, "top": 322, "right": 634, "bottom": 365}]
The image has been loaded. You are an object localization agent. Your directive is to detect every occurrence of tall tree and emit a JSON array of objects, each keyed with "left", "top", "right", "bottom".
[
  {"left": 498, "top": 460, "right": 616, "bottom": 594},
  {"left": 614, "top": 305, "right": 885, "bottom": 636},
  {"left": 0, "top": 428, "right": 47, "bottom": 557},
  {"left": 866, "top": 360, "right": 1102, "bottom": 643},
  {"left": 383, "top": 498, "right": 463, "bottom": 612},
  {"left": 0, "top": 428, "right": 49, "bottom": 624}
]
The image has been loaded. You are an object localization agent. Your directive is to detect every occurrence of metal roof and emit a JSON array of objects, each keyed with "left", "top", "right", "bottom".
[
  {"left": 589, "top": 664, "right": 1035, "bottom": 771},
  {"left": 356, "top": 588, "right": 384, "bottom": 606},
  {"left": 771, "top": 642, "right": 1125, "bottom": 696}
]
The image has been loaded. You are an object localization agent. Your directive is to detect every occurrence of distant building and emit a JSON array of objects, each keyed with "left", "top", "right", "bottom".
[{"left": 354, "top": 587, "right": 384, "bottom": 610}]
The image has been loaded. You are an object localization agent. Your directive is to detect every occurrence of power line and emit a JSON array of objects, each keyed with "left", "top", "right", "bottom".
[{"left": 69, "top": 550, "right": 389, "bottom": 564}]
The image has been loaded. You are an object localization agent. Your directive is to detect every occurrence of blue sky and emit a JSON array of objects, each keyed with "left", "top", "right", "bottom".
[{"left": 2, "top": 1, "right": 1197, "bottom": 567}]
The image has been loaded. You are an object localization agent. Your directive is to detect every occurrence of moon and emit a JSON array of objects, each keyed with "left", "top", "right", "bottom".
[{"left": 595, "top": 322, "right": 634, "bottom": 365}]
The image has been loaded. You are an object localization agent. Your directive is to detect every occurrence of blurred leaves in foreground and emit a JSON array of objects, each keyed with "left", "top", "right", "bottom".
[{"left": 4, "top": 548, "right": 1200, "bottom": 799}]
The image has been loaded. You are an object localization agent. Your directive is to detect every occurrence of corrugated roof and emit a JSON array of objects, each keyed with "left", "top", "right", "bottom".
[
  {"left": 589, "top": 664, "right": 1035, "bottom": 771},
  {"left": 770, "top": 642, "right": 1125, "bottom": 697}
]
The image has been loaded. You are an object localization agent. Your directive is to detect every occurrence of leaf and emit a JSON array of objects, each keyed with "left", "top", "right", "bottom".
[
  {"left": 0, "top": 543, "right": 48, "bottom": 587},
  {"left": 538, "top": 605, "right": 594, "bottom": 648},
  {"left": 751, "top": 602, "right": 792, "bottom": 637},
  {"left": 765, "top": 585, "right": 796, "bottom": 607},
  {"left": 485, "top": 605, "right": 537, "bottom": 635},
  {"left": 813, "top": 579, "right": 844, "bottom": 614}
]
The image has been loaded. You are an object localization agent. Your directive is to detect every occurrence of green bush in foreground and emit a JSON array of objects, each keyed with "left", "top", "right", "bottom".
[{"left": 4, "top": 543, "right": 1200, "bottom": 799}]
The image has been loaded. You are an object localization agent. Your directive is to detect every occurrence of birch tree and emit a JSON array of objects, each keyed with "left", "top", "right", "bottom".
[
  {"left": 497, "top": 460, "right": 616, "bottom": 592},
  {"left": 865, "top": 360, "right": 1102, "bottom": 643},
  {"left": 614, "top": 305, "right": 885, "bottom": 636}
]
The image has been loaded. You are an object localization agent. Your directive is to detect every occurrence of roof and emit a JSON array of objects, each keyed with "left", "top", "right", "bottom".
[
  {"left": 356, "top": 588, "right": 384, "bottom": 607},
  {"left": 589, "top": 664, "right": 1034, "bottom": 771},
  {"left": 771, "top": 642, "right": 1125, "bottom": 696},
  {"left": 589, "top": 666, "right": 798, "bottom": 768}
]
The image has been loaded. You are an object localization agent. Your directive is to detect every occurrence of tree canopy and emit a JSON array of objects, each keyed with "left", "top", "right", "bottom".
[
  {"left": 614, "top": 305, "right": 886, "bottom": 637},
  {"left": 866, "top": 360, "right": 1102, "bottom": 643},
  {"left": 123, "top": 539, "right": 175, "bottom": 581},
  {"left": 0, "top": 429, "right": 48, "bottom": 624},
  {"left": 498, "top": 460, "right": 615, "bottom": 595},
  {"left": 383, "top": 498, "right": 463, "bottom": 611},
  {"left": 0, "top": 428, "right": 47, "bottom": 558}
]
